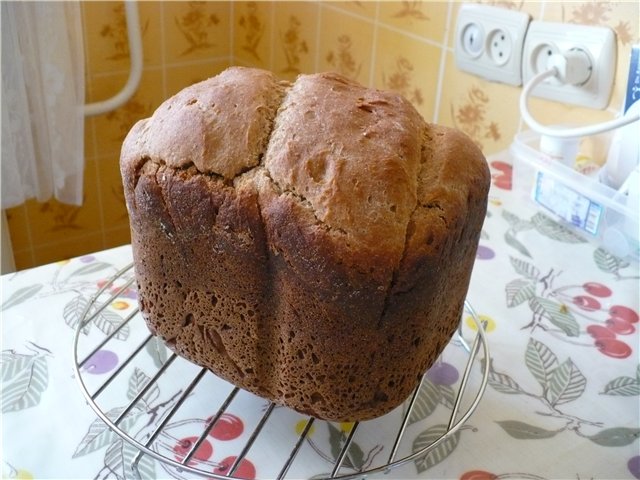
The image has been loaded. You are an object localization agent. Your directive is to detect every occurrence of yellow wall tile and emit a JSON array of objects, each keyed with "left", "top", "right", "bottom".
[
  {"left": 104, "top": 225, "right": 132, "bottom": 250},
  {"left": 12, "top": 249, "right": 36, "bottom": 272},
  {"left": 92, "top": 69, "right": 164, "bottom": 158},
  {"left": 374, "top": 26, "right": 441, "bottom": 121},
  {"left": 234, "top": 1, "right": 273, "bottom": 69},
  {"left": 378, "top": 1, "right": 448, "bottom": 44},
  {"left": 93, "top": 157, "right": 129, "bottom": 233},
  {"left": 22, "top": 158, "right": 102, "bottom": 248},
  {"left": 34, "top": 233, "right": 105, "bottom": 266},
  {"left": 5, "top": 205, "right": 31, "bottom": 253},
  {"left": 82, "top": 1, "right": 163, "bottom": 76},
  {"left": 165, "top": 59, "right": 231, "bottom": 98},
  {"left": 326, "top": 1, "right": 378, "bottom": 20},
  {"left": 272, "top": 2, "right": 319, "bottom": 81},
  {"left": 317, "top": 5, "right": 374, "bottom": 84},
  {"left": 438, "top": 50, "right": 519, "bottom": 154},
  {"left": 163, "top": 2, "right": 231, "bottom": 64}
]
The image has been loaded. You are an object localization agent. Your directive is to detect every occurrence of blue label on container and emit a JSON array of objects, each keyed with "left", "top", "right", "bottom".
[
  {"left": 624, "top": 45, "right": 639, "bottom": 113},
  {"left": 534, "top": 171, "right": 603, "bottom": 236}
]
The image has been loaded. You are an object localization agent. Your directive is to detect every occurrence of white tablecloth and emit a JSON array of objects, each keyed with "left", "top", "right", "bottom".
[{"left": 2, "top": 152, "right": 639, "bottom": 480}]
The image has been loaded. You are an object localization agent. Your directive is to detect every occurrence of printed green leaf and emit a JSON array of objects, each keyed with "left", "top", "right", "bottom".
[
  {"left": 72, "top": 407, "right": 142, "bottom": 458},
  {"left": 547, "top": 358, "right": 586, "bottom": 406},
  {"left": 525, "top": 338, "right": 559, "bottom": 391},
  {"left": 502, "top": 210, "right": 534, "bottom": 232},
  {"left": 63, "top": 294, "right": 92, "bottom": 334},
  {"left": 505, "top": 230, "right": 532, "bottom": 258},
  {"left": 529, "top": 297, "right": 580, "bottom": 337},
  {"left": 145, "top": 336, "right": 169, "bottom": 369},
  {"left": 104, "top": 439, "right": 155, "bottom": 480},
  {"left": 593, "top": 247, "right": 629, "bottom": 274},
  {"left": 94, "top": 309, "right": 129, "bottom": 341},
  {"left": 327, "top": 423, "right": 365, "bottom": 470},
  {"left": 496, "top": 420, "right": 560, "bottom": 440},
  {"left": 506, "top": 279, "right": 536, "bottom": 307},
  {"left": 509, "top": 256, "right": 540, "bottom": 280},
  {"left": 531, "top": 212, "right": 586, "bottom": 243},
  {"left": 413, "top": 424, "right": 461, "bottom": 473},
  {"left": 488, "top": 369, "right": 522, "bottom": 394},
  {"left": 481, "top": 358, "right": 521, "bottom": 394},
  {"left": 588, "top": 427, "right": 640, "bottom": 447},
  {"left": 409, "top": 379, "right": 441, "bottom": 424},
  {"left": 127, "top": 368, "right": 160, "bottom": 406},
  {"left": 2, "top": 356, "right": 48, "bottom": 413},
  {"left": 601, "top": 376, "right": 640, "bottom": 396},
  {"left": 1, "top": 284, "right": 43, "bottom": 310},
  {"left": 1, "top": 352, "right": 32, "bottom": 383},
  {"left": 69, "top": 261, "right": 112, "bottom": 277}
]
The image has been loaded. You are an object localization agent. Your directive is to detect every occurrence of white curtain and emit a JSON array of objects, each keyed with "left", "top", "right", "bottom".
[{"left": 1, "top": 1, "right": 85, "bottom": 208}]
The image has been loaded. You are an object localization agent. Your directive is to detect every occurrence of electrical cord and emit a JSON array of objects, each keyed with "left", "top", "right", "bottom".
[{"left": 519, "top": 61, "right": 640, "bottom": 139}]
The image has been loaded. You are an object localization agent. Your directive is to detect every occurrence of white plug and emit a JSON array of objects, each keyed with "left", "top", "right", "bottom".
[{"left": 547, "top": 49, "right": 592, "bottom": 86}]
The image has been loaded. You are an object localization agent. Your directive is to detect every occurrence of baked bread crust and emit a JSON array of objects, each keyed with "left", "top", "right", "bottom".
[{"left": 121, "top": 67, "right": 490, "bottom": 421}]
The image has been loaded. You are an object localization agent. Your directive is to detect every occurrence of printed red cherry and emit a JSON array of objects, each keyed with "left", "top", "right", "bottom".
[
  {"left": 213, "top": 456, "right": 256, "bottom": 479},
  {"left": 426, "top": 361, "right": 460, "bottom": 386},
  {"left": 582, "top": 282, "right": 612, "bottom": 298},
  {"left": 460, "top": 470, "right": 498, "bottom": 480},
  {"left": 476, "top": 245, "right": 495, "bottom": 260},
  {"left": 628, "top": 455, "right": 640, "bottom": 480},
  {"left": 173, "top": 436, "right": 213, "bottom": 465},
  {"left": 493, "top": 175, "right": 512, "bottom": 190},
  {"left": 586, "top": 324, "right": 616, "bottom": 340},
  {"left": 490, "top": 160, "right": 512, "bottom": 173},
  {"left": 605, "top": 318, "right": 636, "bottom": 335},
  {"left": 595, "top": 338, "right": 632, "bottom": 359},
  {"left": 609, "top": 305, "right": 639, "bottom": 324},
  {"left": 208, "top": 413, "right": 244, "bottom": 441},
  {"left": 83, "top": 349, "right": 119, "bottom": 374},
  {"left": 572, "top": 295, "right": 601, "bottom": 311}
]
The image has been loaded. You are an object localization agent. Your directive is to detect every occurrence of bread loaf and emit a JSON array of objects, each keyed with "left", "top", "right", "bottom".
[{"left": 120, "top": 67, "right": 490, "bottom": 421}]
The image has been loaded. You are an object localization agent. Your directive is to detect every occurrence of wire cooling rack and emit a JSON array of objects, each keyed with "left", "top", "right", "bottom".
[{"left": 72, "top": 263, "right": 489, "bottom": 480}]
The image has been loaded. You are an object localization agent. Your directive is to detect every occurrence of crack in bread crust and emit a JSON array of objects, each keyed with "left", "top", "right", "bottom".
[{"left": 120, "top": 67, "right": 490, "bottom": 421}]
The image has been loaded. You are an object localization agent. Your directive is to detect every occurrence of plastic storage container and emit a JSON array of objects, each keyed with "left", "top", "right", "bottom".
[{"left": 511, "top": 130, "right": 639, "bottom": 260}]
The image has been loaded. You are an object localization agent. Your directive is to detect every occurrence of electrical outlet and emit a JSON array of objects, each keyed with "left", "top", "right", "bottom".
[
  {"left": 522, "top": 21, "right": 616, "bottom": 109},
  {"left": 454, "top": 4, "right": 531, "bottom": 86}
]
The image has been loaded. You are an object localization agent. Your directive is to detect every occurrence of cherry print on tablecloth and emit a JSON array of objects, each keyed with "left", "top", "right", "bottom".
[
  {"left": 629, "top": 455, "right": 640, "bottom": 479},
  {"left": 476, "top": 245, "right": 496, "bottom": 260},
  {"left": 213, "top": 456, "right": 256, "bottom": 479},
  {"left": 208, "top": 413, "right": 244, "bottom": 441},
  {"left": 172, "top": 436, "right": 213, "bottom": 466},
  {"left": 490, "top": 160, "right": 512, "bottom": 190},
  {"left": 572, "top": 295, "right": 601, "bottom": 311},
  {"left": 426, "top": 361, "right": 459, "bottom": 386},
  {"left": 610, "top": 305, "right": 639, "bottom": 324},
  {"left": 459, "top": 471, "right": 498, "bottom": 480},
  {"left": 82, "top": 349, "right": 118, "bottom": 374}
]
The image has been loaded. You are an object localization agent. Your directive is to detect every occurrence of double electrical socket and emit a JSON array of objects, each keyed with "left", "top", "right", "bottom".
[{"left": 454, "top": 4, "right": 616, "bottom": 109}]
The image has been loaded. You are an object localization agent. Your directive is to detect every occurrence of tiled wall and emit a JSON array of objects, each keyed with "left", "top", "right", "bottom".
[{"left": 6, "top": 1, "right": 638, "bottom": 270}]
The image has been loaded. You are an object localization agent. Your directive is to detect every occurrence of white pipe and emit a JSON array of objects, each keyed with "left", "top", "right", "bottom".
[{"left": 83, "top": 1, "right": 143, "bottom": 117}]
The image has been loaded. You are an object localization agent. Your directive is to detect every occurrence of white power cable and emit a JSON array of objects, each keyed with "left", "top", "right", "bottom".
[{"left": 519, "top": 59, "right": 640, "bottom": 139}]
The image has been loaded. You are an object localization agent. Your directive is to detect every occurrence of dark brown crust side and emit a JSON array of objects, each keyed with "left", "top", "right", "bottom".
[{"left": 121, "top": 67, "right": 490, "bottom": 421}]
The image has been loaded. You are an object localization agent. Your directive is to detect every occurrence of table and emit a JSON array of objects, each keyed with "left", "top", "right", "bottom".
[{"left": 2, "top": 153, "right": 639, "bottom": 480}]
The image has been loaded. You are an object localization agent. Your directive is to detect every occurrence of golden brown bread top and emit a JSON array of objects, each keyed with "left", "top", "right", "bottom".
[
  {"left": 121, "top": 67, "right": 489, "bottom": 292},
  {"left": 123, "top": 67, "right": 287, "bottom": 179}
]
